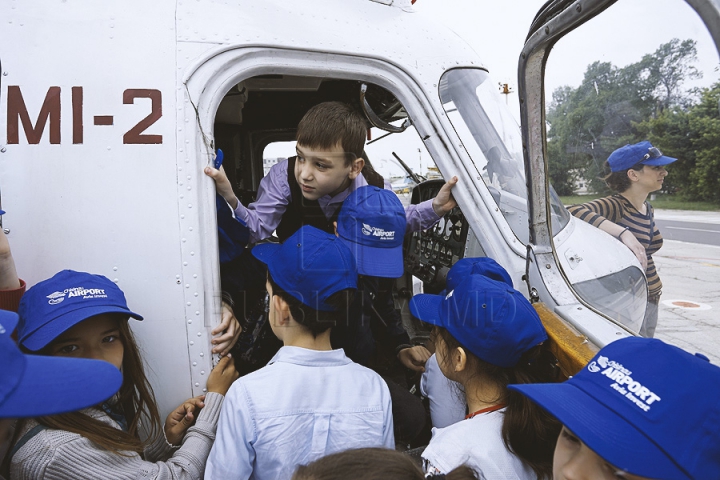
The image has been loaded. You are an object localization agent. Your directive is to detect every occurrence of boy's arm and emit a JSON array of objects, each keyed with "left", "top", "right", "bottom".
[
  {"left": 204, "top": 383, "right": 256, "bottom": 479},
  {"left": 205, "top": 160, "right": 291, "bottom": 244},
  {"left": 0, "top": 227, "right": 25, "bottom": 312},
  {"left": 401, "top": 176, "right": 458, "bottom": 232}
]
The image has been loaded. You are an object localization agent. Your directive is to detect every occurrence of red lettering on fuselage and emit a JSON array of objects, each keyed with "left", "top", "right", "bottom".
[{"left": 7, "top": 86, "right": 61, "bottom": 144}]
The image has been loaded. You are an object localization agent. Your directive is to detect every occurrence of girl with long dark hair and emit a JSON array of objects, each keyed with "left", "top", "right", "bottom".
[
  {"left": 10, "top": 270, "right": 238, "bottom": 479},
  {"left": 411, "top": 271, "right": 561, "bottom": 479}
]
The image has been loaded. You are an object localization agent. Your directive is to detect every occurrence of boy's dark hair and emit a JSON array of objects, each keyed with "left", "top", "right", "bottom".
[
  {"left": 296, "top": 101, "right": 368, "bottom": 165},
  {"left": 292, "top": 447, "right": 477, "bottom": 480},
  {"left": 436, "top": 327, "right": 562, "bottom": 480},
  {"left": 268, "top": 273, "right": 355, "bottom": 338},
  {"left": 603, "top": 160, "right": 645, "bottom": 193}
]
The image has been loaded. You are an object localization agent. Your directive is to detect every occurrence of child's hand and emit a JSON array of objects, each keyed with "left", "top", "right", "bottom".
[
  {"left": 211, "top": 301, "right": 242, "bottom": 356},
  {"left": 164, "top": 395, "right": 206, "bottom": 446},
  {"left": 398, "top": 345, "right": 432, "bottom": 372},
  {"left": 206, "top": 354, "right": 239, "bottom": 396},
  {"left": 0, "top": 227, "right": 20, "bottom": 290},
  {"left": 204, "top": 165, "right": 239, "bottom": 210},
  {"left": 432, "top": 176, "right": 459, "bottom": 217}
]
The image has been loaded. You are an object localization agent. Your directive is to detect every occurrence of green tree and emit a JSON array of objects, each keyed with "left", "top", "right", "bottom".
[
  {"left": 546, "top": 39, "right": 701, "bottom": 195},
  {"left": 637, "top": 39, "right": 702, "bottom": 113},
  {"left": 636, "top": 82, "right": 720, "bottom": 203}
]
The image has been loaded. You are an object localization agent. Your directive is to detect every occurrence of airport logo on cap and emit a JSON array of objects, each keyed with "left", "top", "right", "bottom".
[
  {"left": 588, "top": 355, "right": 662, "bottom": 412},
  {"left": 361, "top": 222, "right": 395, "bottom": 240},
  {"left": 47, "top": 286, "right": 108, "bottom": 305}
]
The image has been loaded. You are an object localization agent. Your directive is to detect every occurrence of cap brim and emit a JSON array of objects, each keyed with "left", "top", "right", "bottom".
[
  {"left": 21, "top": 306, "right": 143, "bottom": 352},
  {"left": 642, "top": 155, "right": 677, "bottom": 167},
  {"left": 409, "top": 294, "right": 445, "bottom": 327},
  {"left": 1, "top": 355, "right": 122, "bottom": 418},
  {"left": 0, "top": 210, "right": 5, "bottom": 215},
  {"left": 338, "top": 237, "right": 404, "bottom": 278},
  {"left": 509, "top": 382, "right": 690, "bottom": 479},
  {"left": 251, "top": 242, "right": 282, "bottom": 266}
]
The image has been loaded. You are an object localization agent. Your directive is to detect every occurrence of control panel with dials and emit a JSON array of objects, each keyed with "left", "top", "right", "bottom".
[{"left": 404, "top": 180, "right": 468, "bottom": 293}]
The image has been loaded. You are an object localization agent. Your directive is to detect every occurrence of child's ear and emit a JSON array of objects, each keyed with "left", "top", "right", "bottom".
[
  {"left": 272, "top": 295, "right": 291, "bottom": 325},
  {"left": 454, "top": 347, "right": 468, "bottom": 373},
  {"left": 348, "top": 157, "right": 365, "bottom": 180}
]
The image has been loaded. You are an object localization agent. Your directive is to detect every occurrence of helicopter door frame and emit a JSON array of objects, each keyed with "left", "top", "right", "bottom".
[
  {"left": 178, "top": 47, "right": 529, "bottom": 354},
  {"left": 517, "top": 0, "right": 720, "bottom": 345}
]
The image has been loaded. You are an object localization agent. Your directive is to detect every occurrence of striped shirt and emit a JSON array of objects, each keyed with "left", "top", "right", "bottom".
[{"left": 568, "top": 194, "right": 663, "bottom": 296}]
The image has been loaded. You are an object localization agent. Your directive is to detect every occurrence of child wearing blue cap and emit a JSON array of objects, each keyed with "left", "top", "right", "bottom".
[
  {"left": 0, "top": 309, "right": 123, "bottom": 480},
  {"left": 205, "top": 102, "right": 458, "bottom": 245},
  {"left": 568, "top": 141, "right": 677, "bottom": 338},
  {"left": 419, "top": 256, "right": 516, "bottom": 430},
  {"left": 10, "top": 270, "right": 239, "bottom": 480},
  {"left": 205, "top": 226, "right": 394, "bottom": 480},
  {"left": 511, "top": 337, "right": 720, "bottom": 480},
  {"left": 333, "top": 185, "right": 430, "bottom": 444},
  {"left": 410, "top": 273, "right": 560, "bottom": 479}
]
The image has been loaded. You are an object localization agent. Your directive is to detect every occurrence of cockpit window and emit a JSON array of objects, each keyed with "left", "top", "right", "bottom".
[{"left": 439, "top": 68, "right": 570, "bottom": 245}]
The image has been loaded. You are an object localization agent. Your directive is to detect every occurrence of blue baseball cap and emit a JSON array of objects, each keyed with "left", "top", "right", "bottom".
[
  {"left": 1, "top": 310, "right": 123, "bottom": 418},
  {"left": 510, "top": 337, "right": 720, "bottom": 479},
  {"left": 0, "top": 209, "right": 5, "bottom": 215},
  {"left": 607, "top": 141, "right": 677, "bottom": 172},
  {"left": 446, "top": 257, "right": 513, "bottom": 291},
  {"left": 252, "top": 225, "right": 357, "bottom": 311},
  {"left": 18, "top": 270, "right": 143, "bottom": 351},
  {"left": 410, "top": 274, "right": 547, "bottom": 368},
  {"left": 336, "top": 186, "right": 406, "bottom": 278}
]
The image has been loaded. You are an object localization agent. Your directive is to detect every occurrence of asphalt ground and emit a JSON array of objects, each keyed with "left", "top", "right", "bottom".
[{"left": 652, "top": 209, "right": 720, "bottom": 364}]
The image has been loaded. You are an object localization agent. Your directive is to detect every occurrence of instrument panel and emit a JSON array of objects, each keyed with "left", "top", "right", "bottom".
[{"left": 404, "top": 180, "right": 468, "bottom": 292}]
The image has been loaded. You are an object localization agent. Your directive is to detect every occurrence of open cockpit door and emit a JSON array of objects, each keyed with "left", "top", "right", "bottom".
[{"left": 518, "top": 0, "right": 720, "bottom": 362}]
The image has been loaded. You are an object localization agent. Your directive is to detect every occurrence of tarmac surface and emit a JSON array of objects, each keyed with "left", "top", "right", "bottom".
[{"left": 653, "top": 209, "right": 720, "bottom": 364}]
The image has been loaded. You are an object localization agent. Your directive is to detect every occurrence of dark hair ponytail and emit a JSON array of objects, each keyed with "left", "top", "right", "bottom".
[{"left": 437, "top": 328, "right": 561, "bottom": 479}]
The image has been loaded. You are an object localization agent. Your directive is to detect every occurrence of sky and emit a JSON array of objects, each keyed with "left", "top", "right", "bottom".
[
  {"left": 414, "top": 0, "right": 720, "bottom": 122},
  {"left": 265, "top": 0, "right": 720, "bottom": 174}
]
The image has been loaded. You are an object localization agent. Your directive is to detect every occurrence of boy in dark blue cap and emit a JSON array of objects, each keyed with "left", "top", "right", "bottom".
[
  {"left": 568, "top": 140, "right": 677, "bottom": 338},
  {"left": 511, "top": 337, "right": 720, "bottom": 480},
  {"left": 206, "top": 226, "right": 394, "bottom": 480},
  {"left": 334, "top": 185, "right": 430, "bottom": 445}
]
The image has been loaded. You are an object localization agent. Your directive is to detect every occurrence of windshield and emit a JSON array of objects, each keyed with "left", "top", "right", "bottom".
[{"left": 439, "top": 68, "right": 570, "bottom": 244}]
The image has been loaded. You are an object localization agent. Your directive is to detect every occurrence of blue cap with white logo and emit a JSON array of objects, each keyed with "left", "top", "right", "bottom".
[
  {"left": 607, "top": 140, "right": 677, "bottom": 172},
  {"left": 336, "top": 186, "right": 406, "bottom": 278},
  {"left": 410, "top": 274, "right": 547, "bottom": 368},
  {"left": 510, "top": 337, "right": 720, "bottom": 479},
  {"left": 252, "top": 225, "right": 358, "bottom": 311},
  {"left": 18, "top": 270, "right": 143, "bottom": 351},
  {"left": 1, "top": 309, "right": 123, "bottom": 418},
  {"left": 446, "top": 257, "right": 513, "bottom": 291}
]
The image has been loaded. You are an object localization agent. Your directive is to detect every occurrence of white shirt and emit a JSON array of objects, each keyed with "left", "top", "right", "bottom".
[
  {"left": 205, "top": 346, "right": 394, "bottom": 480},
  {"left": 420, "top": 353, "right": 466, "bottom": 428},
  {"left": 422, "top": 408, "right": 536, "bottom": 480}
]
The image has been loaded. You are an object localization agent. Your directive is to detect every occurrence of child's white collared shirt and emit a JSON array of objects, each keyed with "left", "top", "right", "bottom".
[{"left": 205, "top": 346, "right": 394, "bottom": 480}]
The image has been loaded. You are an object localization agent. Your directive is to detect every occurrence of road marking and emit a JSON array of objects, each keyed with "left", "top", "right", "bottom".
[
  {"left": 664, "top": 226, "right": 720, "bottom": 233},
  {"left": 662, "top": 299, "right": 711, "bottom": 310}
]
